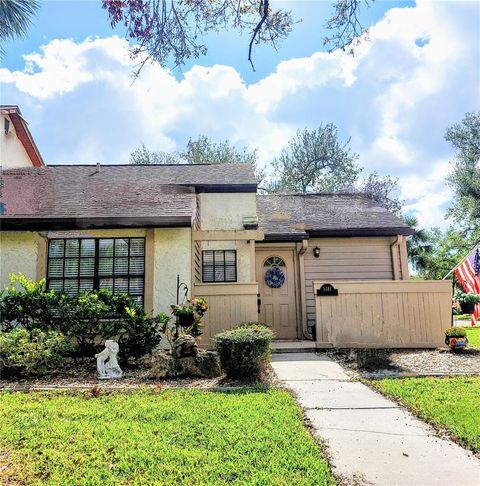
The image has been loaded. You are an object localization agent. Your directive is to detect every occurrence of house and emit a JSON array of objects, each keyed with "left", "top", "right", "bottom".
[
  {"left": 0, "top": 153, "right": 450, "bottom": 348},
  {"left": 1, "top": 105, "right": 45, "bottom": 169}
]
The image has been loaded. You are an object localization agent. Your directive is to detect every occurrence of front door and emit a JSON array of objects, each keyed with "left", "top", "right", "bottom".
[{"left": 256, "top": 249, "right": 298, "bottom": 339}]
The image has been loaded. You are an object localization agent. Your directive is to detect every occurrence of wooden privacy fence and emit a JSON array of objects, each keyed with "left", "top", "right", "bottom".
[
  {"left": 313, "top": 280, "right": 452, "bottom": 348},
  {"left": 193, "top": 283, "right": 259, "bottom": 345}
]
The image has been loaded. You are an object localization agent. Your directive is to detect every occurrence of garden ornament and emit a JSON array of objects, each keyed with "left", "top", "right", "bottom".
[{"left": 96, "top": 340, "right": 123, "bottom": 379}]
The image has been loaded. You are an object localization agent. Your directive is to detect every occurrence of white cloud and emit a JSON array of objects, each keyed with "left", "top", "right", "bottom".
[{"left": 0, "top": 0, "right": 478, "bottom": 229}]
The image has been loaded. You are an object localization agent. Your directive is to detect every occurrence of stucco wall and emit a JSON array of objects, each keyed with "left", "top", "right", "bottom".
[
  {"left": 0, "top": 115, "right": 33, "bottom": 168},
  {"left": 197, "top": 192, "right": 256, "bottom": 283},
  {"left": 151, "top": 228, "right": 192, "bottom": 314},
  {"left": 0, "top": 228, "right": 192, "bottom": 316},
  {"left": 0, "top": 231, "right": 46, "bottom": 289}
]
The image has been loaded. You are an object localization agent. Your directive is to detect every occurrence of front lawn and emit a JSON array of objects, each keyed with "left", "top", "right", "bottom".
[
  {"left": 0, "top": 388, "right": 335, "bottom": 485},
  {"left": 465, "top": 327, "right": 480, "bottom": 349},
  {"left": 372, "top": 377, "right": 480, "bottom": 452}
]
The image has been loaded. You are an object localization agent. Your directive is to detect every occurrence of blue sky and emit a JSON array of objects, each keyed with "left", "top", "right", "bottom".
[{"left": 1, "top": 1, "right": 479, "bottom": 229}]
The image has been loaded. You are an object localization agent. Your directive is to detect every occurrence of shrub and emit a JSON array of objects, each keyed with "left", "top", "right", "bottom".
[
  {"left": 445, "top": 327, "right": 467, "bottom": 338},
  {"left": 0, "top": 274, "right": 163, "bottom": 361},
  {"left": 0, "top": 328, "right": 74, "bottom": 376},
  {"left": 213, "top": 325, "right": 273, "bottom": 379}
]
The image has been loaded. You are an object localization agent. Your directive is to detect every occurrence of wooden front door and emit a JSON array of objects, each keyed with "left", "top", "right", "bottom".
[{"left": 256, "top": 249, "right": 298, "bottom": 339}]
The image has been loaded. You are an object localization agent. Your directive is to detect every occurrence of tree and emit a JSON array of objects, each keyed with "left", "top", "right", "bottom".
[
  {"left": 129, "top": 143, "right": 179, "bottom": 165},
  {"left": 445, "top": 111, "right": 480, "bottom": 235},
  {"left": 0, "top": 0, "right": 40, "bottom": 57},
  {"left": 359, "top": 172, "right": 403, "bottom": 216},
  {"left": 129, "top": 135, "right": 265, "bottom": 183},
  {"left": 403, "top": 215, "right": 434, "bottom": 274},
  {"left": 413, "top": 227, "right": 477, "bottom": 280},
  {"left": 102, "top": 0, "right": 369, "bottom": 75},
  {"left": 271, "top": 124, "right": 361, "bottom": 193}
]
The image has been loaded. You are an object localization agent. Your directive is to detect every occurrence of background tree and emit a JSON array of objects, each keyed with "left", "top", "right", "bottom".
[
  {"left": 359, "top": 172, "right": 403, "bottom": 216},
  {"left": 0, "top": 0, "right": 39, "bottom": 57},
  {"left": 102, "top": 0, "right": 369, "bottom": 75},
  {"left": 129, "top": 135, "right": 264, "bottom": 183},
  {"left": 445, "top": 111, "right": 480, "bottom": 235},
  {"left": 403, "top": 215, "right": 434, "bottom": 274},
  {"left": 271, "top": 124, "right": 361, "bottom": 192},
  {"left": 129, "top": 143, "right": 179, "bottom": 165}
]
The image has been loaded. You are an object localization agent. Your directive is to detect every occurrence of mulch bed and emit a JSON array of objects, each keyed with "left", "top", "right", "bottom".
[
  {"left": 0, "top": 358, "right": 279, "bottom": 391},
  {"left": 326, "top": 348, "right": 480, "bottom": 378}
]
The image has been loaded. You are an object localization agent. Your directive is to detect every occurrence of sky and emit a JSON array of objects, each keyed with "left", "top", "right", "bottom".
[{"left": 1, "top": 0, "right": 479, "bottom": 230}]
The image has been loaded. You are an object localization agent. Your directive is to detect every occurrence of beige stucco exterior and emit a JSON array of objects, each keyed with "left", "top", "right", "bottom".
[
  {"left": 0, "top": 114, "right": 33, "bottom": 168},
  {"left": 0, "top": 231, "right": 47, "bottom": 288},
  {"left": 196, "top": 192, "right": 257, "bottom": 284}
]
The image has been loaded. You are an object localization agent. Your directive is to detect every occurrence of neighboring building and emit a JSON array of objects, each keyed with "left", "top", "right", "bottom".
[
  {"left": 0, "top": 162, "right": 424, "bottom": 347},
  {"left": 0, "top": 105, "right": 45, "bottom": 169}
]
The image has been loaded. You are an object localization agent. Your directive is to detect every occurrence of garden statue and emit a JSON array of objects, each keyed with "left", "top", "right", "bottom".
[
  {"left": 96, "top": 340, "right": 123, "bottom": 379},
  {"left": 172, "top": 335, "right": 198, "bottom": 358}
]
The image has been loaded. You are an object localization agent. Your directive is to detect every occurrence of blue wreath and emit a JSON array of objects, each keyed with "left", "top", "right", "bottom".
[{"left": 265, "top": 267, "right": 285, "bottom": 288}]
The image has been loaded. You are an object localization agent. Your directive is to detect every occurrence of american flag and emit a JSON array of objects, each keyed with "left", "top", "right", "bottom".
[{"left": 455, "top": 246, "right": 480, "bottom": 326}]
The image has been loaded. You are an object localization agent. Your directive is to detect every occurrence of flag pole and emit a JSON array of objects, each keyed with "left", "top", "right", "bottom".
[{"left": 442, "top": 240, "right": 480, "bottom": 280}]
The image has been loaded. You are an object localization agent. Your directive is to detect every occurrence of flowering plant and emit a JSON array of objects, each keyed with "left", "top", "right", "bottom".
[
  {"left": 169, "top": 297, "right": 208, "bottom": 338},
  {"left": 453, "top": 290, "right": 480, "bottom": 304}
]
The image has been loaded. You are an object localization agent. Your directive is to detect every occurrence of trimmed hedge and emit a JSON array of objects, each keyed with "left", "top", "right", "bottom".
[{"left": 213, "top": 325, "right": 273, "bottom": 379}]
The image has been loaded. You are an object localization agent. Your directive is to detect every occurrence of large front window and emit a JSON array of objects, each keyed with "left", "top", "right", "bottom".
[{"left": 47, "top": 237, "right": 145, "bottom": 305}]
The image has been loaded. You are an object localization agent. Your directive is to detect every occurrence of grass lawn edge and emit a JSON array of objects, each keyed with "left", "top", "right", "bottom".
[{"left": 365, "top": 377, "right": 480, "bottom": 457}]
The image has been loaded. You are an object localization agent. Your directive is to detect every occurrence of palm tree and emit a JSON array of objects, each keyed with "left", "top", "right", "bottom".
[
  {"left": 404, "top": 215, "right": 433, "bottom": 272},
  {"left": 0, "top": 0, "right": 40, "bottom": 57}
]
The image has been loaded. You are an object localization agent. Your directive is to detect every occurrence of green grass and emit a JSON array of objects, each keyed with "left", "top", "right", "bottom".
[
  {"left": 372, "top": 377, "right": 480, "bottom": 452},
  {"left": 0, "top": 388, "right": 335, "bottom": 485},
  {"left": 465, "top": 327, "right": 480, "bottom": 349}
]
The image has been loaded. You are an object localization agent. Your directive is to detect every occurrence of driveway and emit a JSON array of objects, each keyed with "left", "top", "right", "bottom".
[{"left": 271, "top": 352, "right": 480, "bottom": 486}]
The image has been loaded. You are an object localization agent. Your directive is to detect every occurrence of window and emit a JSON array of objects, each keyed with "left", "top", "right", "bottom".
[
  {"left": 264, "top": 256, "right": 286, "bottom": 267},
  {"left": 202, "top": 250, "right": 237, "bottom": 283},
  {"left": 47, "top": 237, "right": 145, "bottom": 305}
]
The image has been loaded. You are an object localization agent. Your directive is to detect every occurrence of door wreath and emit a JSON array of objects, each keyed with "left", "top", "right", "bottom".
[{"left": 265, "top": 266, "right": 285, "bottom": 288}]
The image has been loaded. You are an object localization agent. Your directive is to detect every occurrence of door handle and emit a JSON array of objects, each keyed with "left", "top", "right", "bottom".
[{"left": 257, "top": 294, "right": 261, "bottom": 314}]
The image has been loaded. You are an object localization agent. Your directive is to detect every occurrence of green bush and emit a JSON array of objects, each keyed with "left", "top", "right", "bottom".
[
  {"left": 0, "top": 328, "right": 73, "bottom": 376},
  {"left": 213, "top": 325, "right": 273, "bottom": 379},
  {"left": 0, "top": 274, "right": 162, "bottom": 361}
]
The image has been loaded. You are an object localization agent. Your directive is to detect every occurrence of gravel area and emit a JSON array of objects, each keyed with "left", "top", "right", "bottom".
[
  {"left": 326, "top": 348, "right": 480, "bottom": 378},
  {"left": 0, "top": 359, "right": 278, "bottom": 391}
]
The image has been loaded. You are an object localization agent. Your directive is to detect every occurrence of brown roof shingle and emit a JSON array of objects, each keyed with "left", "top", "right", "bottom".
[
  {"left": 0, "top": 163, "right": 256, "bottom": 229},
  {"left": 257, "top": 193, "right": 414, "bottom": 239}
]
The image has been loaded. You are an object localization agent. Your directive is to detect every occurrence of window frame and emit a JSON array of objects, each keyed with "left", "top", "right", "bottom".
[
  {"left": 46, "top": 237, "right": 145, "bottom": 305},
  {"left": 202, "top": 249, "right": 237, "bottom": 283}
]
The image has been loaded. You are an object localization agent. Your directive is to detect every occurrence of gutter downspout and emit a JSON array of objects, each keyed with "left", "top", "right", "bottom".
[
  {"left": 297, "top": 240, "right": 311, "bottom": 340},
  {"left": 391, "top": 235, "right": 403, "bottom": 280}
]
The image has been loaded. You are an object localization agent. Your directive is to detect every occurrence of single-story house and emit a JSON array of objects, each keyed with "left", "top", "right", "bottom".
[{"left": 0, "top": 109, "right": 451, "bottom": 347}]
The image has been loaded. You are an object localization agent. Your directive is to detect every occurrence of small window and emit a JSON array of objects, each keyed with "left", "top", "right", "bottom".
[
  {"left": 47, "top": 237, "right": 145, "bottom": 305},
  {"left": 264, "top": 256, "right": 286, "bottom": 267},
  {"left": 202, "top": 250, "right": 237, "bottom": 283}
]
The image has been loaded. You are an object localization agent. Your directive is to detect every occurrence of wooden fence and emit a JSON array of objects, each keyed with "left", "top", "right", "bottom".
[
  {"left": 313, "top": 280, "right": 452, "bottom": 348},
  {"left": 193, "top": 283, "right": 259, "bottom": 346}
]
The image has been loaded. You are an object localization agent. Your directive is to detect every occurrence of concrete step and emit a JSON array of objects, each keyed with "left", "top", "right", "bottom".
[{"left": 270, "top": 341, "right": 317, "bottom": 354}]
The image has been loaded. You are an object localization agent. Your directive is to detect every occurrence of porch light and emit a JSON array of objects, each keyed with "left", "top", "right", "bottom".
[{"left": 313, "top": 246, "right": 320, "bottom": 258}]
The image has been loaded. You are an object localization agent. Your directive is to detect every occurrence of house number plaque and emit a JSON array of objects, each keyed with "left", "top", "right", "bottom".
[{"left": 317, "top": 283, "right": 338, "bottom": 296}]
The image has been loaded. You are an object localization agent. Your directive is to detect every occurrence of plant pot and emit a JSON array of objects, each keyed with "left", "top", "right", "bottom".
[
  {"left": 178, "top": 313, "right": 195, "bottom": 327},
  {"left": 445, "top": 335, "right": 468, "bottom": 349},
  {"left": 460, "top": 302, "right": 476, "bottom": 314}
]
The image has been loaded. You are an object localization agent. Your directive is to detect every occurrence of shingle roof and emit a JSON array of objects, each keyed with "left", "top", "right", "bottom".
[
  {"left": 257, "top": 193, "right": 414, "bottom": 239},
  {"left": 0, "top": 164, "right": 256, "bottom": 229}
]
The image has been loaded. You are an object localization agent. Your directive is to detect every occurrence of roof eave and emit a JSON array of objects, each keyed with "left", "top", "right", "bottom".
[
  {"left": 307, "top": 227, "right": 415, "bottom": 237},
  {"left": 0, "top": 216, "right": 192, "bottom": 231}
]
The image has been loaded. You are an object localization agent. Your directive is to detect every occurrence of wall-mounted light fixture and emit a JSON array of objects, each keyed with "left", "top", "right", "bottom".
[{"left": 313, "top": 246, "right": 320, "bottom": 258}]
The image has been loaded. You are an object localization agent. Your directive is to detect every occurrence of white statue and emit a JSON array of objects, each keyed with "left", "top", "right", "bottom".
[{"left": 96, "top": 340, "right": 123, "bottom": 379}]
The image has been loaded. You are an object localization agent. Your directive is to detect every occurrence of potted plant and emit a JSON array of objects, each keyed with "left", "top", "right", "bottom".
[
  {"left": 169, "top": 297, "right": 208, "bottom": 336},
  {"left": 444, "top": 326, "right": 468, "bottom": 350},
  {"left": 453, "top": 290, "right": 480, "bottom": 315}
]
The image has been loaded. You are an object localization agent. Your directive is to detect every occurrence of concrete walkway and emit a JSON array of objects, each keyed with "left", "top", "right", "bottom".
[{"left": 271, "top": 353, "right": 480, "bottom": 486}]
